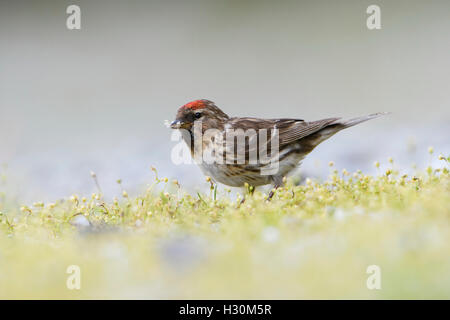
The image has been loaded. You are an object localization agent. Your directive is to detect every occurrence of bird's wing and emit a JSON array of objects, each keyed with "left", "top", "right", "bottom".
[
  {"left": 275, "top": 118, "right": 341, "bottom": 146},
  {"left": 227, "top": 117, "right": 341, "bottom": 148}
]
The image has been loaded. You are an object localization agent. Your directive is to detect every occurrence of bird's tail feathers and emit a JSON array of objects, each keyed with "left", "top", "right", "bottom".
[{"left": 332, "top": 112, "right": 390, "bottom": 129}]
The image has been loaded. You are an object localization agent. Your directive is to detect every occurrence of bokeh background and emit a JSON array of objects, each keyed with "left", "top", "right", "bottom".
[{"left": 1, "top": 0, "right": 449, "bottom": 202}]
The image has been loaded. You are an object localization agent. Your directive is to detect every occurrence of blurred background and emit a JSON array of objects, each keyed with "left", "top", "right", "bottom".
[{"left": 1, "top": 0, "right": 449, "bottom": 202}]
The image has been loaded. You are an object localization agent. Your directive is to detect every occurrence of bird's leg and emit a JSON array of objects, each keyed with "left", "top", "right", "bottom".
[
  {"left": 267, "top": 176, "right": 285, "bottom": 201},
  {"left": 267, "top": 186, "right": 278, "bottom": 201},
  {"left": 238, "top": 189, "right": 248, "bottom": 206}
]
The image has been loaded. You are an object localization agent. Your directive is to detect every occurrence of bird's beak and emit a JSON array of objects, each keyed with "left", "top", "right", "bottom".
[{"left": 170, "top": 120, "right": 187, "bottom": 129}]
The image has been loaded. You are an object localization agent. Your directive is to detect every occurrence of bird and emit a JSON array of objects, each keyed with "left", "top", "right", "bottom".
[{"left": 170, "top": 99, "right": 387, "bottom": 199}]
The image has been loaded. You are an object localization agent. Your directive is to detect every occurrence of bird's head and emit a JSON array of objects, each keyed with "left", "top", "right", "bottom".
[{"left": 170, "top": 99, "right": 229, "bottom": 131}]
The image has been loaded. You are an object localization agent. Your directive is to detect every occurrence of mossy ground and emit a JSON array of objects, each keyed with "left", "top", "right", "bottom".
[{"left": 0, "top": 157, "right": 449, "bottom": 299}]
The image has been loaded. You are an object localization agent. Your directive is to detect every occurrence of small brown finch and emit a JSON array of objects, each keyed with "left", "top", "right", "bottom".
[{"left": 171, "top": 99, "right": 386, "bottom": 199}]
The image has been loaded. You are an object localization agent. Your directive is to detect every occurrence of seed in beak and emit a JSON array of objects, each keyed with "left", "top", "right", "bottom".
[{"left": 170, "top": 120, "right": 184, "bottom": 129}]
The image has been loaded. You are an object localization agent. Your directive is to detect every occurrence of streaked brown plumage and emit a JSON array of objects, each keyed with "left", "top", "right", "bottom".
[{"left": 171, "top": 99, "right": 386, "bottom": 198}]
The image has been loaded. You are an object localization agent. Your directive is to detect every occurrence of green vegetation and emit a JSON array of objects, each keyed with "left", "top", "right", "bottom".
[{"left": 0, "top": 155, "right": 449, "bottom": 299}]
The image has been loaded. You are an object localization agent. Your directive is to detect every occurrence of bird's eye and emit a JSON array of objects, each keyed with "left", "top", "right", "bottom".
[{"left": 194, "top": 112, "right": 202, "bottom": 119}]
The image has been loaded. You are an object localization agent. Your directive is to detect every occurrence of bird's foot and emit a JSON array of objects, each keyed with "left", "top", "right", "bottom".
[{"left": 266, "top": 185, "right": 281, "bottom": 201}]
